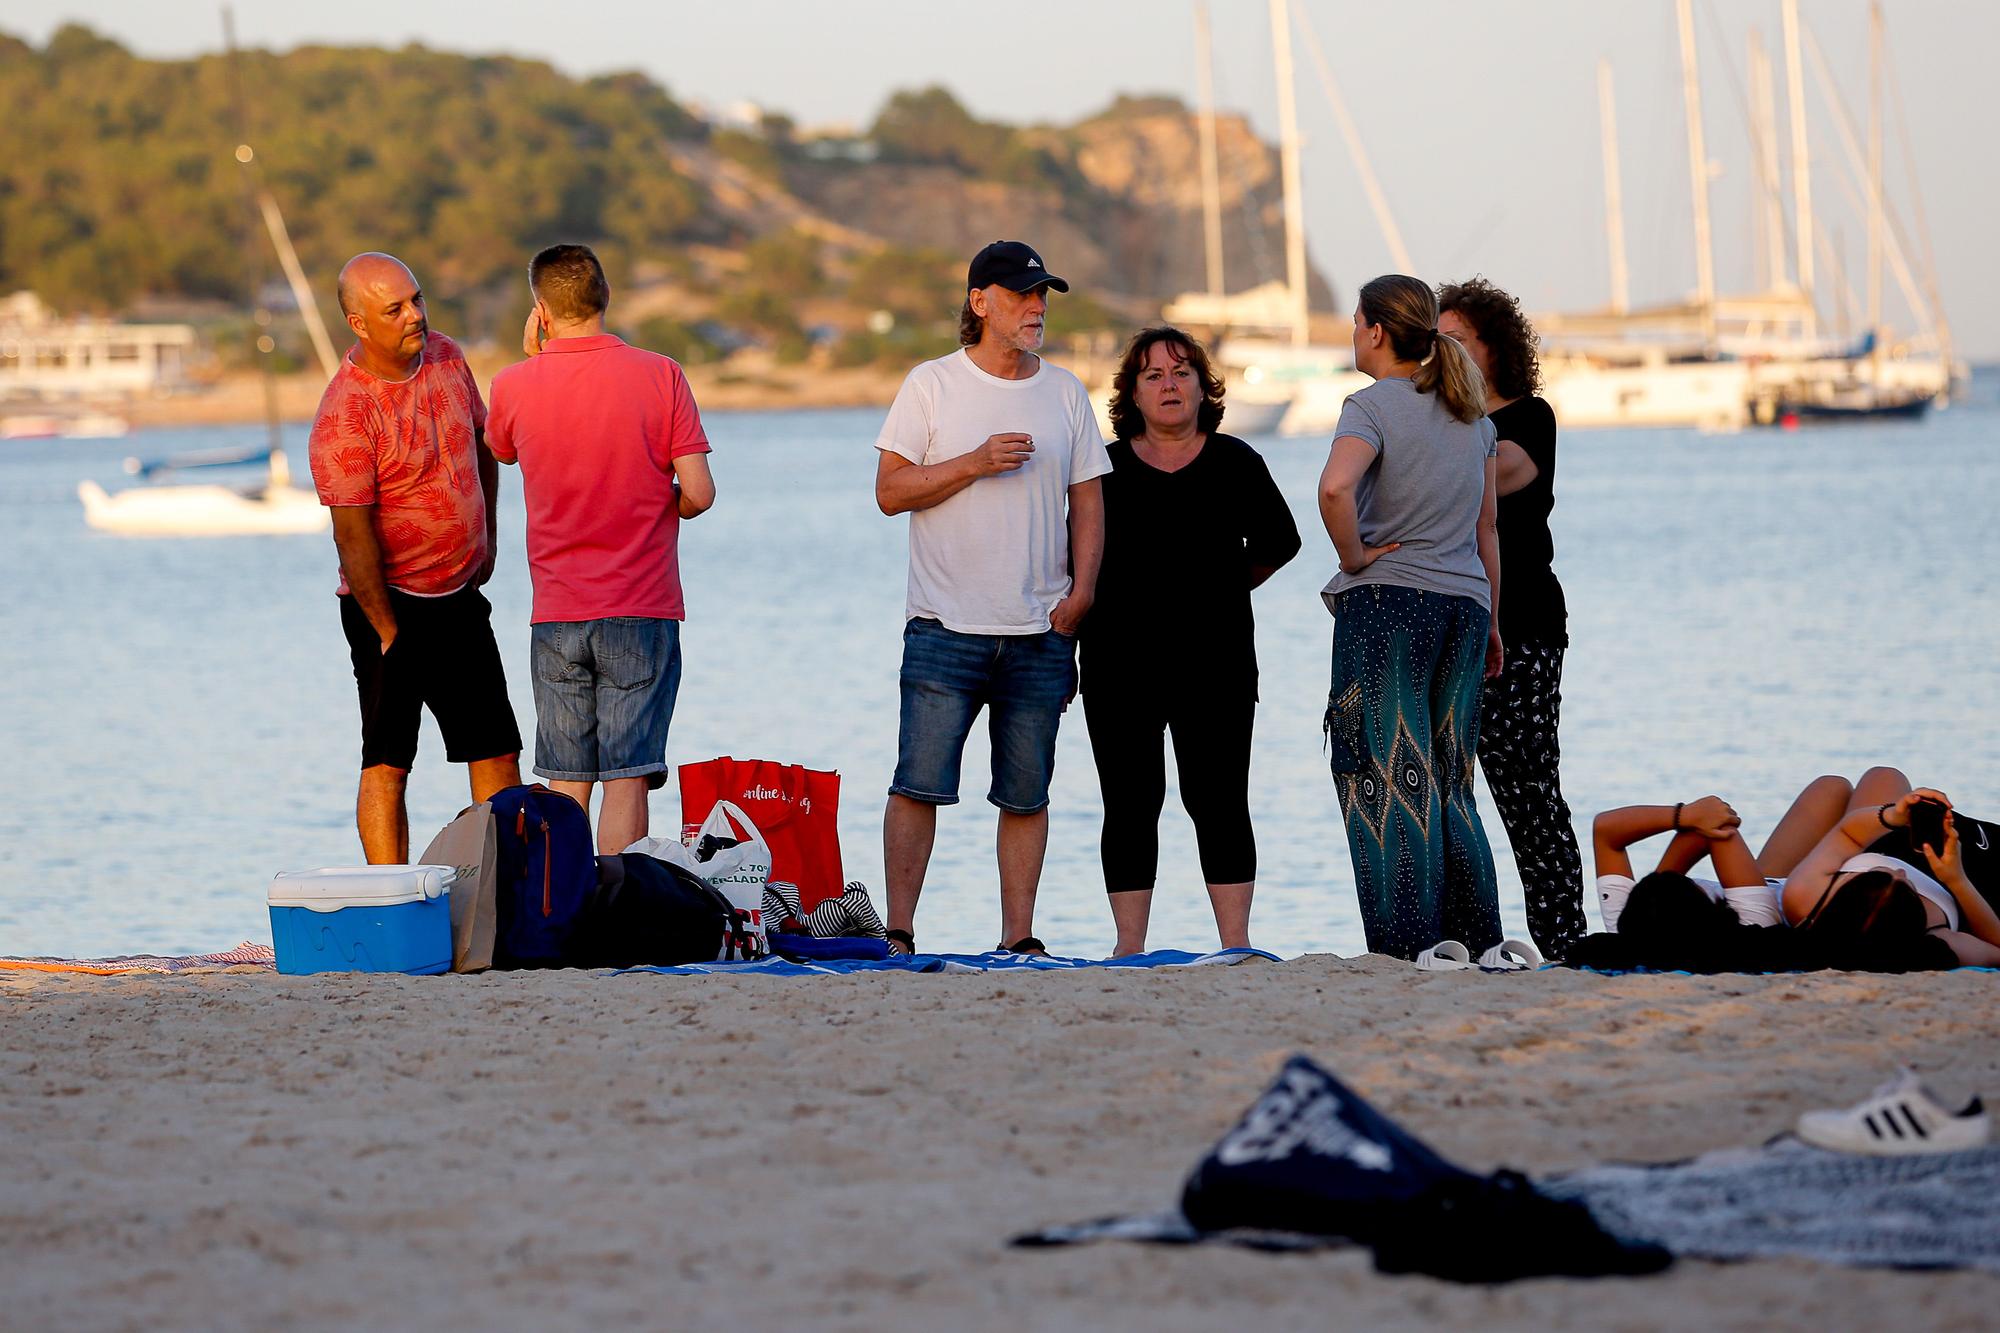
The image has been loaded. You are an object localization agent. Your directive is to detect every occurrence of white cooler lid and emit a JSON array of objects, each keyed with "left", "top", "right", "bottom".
[{"left": 269, "top": 865, "right": 459, "bottom": 911}]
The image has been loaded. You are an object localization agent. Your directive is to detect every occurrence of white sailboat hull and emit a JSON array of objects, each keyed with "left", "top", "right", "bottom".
[
  {"left": 1543, "top": 358, "right": 1753, "bottom": 431},
  {"left": 78, "top": 479, "right": 328, "bottom": 536}
]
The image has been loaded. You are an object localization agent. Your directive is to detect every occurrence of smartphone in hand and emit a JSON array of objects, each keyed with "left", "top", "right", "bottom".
[{"left": 1908, "top": 798, "right": 1949, "bottom": 858}]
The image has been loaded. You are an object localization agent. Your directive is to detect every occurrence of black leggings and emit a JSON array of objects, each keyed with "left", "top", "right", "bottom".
[{"left": 1084, "top": 685, "right": 1257, "bottom": 891}]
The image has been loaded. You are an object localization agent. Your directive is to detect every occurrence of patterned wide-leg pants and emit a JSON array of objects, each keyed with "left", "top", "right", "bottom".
[
  {"left": 1477, "top": 637, "right": 1588, "bottom": 958},
  {"left": 1325, "top": 585, "right": 1501, "bottom": 959}
]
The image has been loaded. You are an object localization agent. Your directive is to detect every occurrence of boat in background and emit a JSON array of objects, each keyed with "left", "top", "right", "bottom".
[
  {"left": 1, "top": 408, "right": 130, "bottom": 440},
  {"left": 78, "top": 445, "right": 325, "bottom": 536},
  {"left": 74, "top": 10, "right": 335, "bottom": 540},
  {"left": 1539, "top": 0, "right": 1962, "bottom": 431}
]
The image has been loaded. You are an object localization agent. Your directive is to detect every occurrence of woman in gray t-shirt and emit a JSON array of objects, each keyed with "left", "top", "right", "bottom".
[{"left": 1318, "top": 274, "right": 1504, "bottom": 960}]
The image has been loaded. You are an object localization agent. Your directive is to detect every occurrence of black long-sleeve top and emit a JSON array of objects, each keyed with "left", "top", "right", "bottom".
[{"left": 1488, "top": 396, "right": 1567, "bottom": 647}]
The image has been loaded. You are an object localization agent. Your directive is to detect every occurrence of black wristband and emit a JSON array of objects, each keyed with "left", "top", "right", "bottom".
[
  {"left": 1671, "top": 802, "right": 1685, "bottom": 832},
  {"left": 1877, "top": 803, "right": 1895, "bottom": 830}
]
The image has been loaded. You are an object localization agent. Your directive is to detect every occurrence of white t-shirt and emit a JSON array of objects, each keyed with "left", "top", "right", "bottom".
[
  {"left": 1596, "top": 874, "right": 1786, "bottom": 933},
  {"left": 876, "top": 349, "right": 1112, "bottom": 634}
]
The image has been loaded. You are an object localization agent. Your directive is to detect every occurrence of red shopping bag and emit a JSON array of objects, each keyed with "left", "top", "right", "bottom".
[{"left": 679, "top": 757, "right": 845, "bottom": 913}]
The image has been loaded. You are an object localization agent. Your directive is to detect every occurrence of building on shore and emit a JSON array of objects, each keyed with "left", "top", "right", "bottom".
[{"left": 0, "top": 291, "right": 197, "bottom": 403}]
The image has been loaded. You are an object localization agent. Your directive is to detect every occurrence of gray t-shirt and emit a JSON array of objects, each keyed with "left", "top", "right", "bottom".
[{"left": 1320, "top": 377, "right": 1497, "bottom": 612}]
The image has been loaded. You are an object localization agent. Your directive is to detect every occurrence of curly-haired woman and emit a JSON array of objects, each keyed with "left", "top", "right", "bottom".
[
  {"left": 1082, "top": 326, "right": 1300, "bottom": 955},
  {"left": 1437, "top": 277, "right": 1588, "bottom": 959}
]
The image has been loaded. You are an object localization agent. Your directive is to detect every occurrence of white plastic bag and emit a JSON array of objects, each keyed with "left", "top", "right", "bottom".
[{"left": 626, "top": 799, "right": 772, "bottom": 959}]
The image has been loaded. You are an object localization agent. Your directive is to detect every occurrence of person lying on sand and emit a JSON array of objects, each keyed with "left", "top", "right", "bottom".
[
  {"left": 1589, "top": 769, "right": 2000, "bottom": 971},
  {"left": 1593, "top": 791, "right": 1802, "bottom": 930},
  {"left": 1779, "top": 773, "right": 2000, "bottom": 968}
]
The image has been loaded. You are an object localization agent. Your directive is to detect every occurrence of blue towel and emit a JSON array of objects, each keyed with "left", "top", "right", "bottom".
[{"left": 613, "top": 946, "right": 1281, "bottom": 977}]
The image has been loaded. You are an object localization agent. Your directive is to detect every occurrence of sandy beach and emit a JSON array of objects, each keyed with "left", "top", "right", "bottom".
[{"left": 2, "top": 955, "right": 1993, "bottom": 1330}]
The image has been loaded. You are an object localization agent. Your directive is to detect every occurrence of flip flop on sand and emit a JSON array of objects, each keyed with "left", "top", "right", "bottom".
[
  {"left": 1413, "top": 941, "right": 1474, "bottom": 971},
  {"left": 1478, "top": 939, "right": 1545, "bottom": 971}
]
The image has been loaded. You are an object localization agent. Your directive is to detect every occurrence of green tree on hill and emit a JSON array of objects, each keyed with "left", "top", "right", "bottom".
[{"left": 0, "top": 25, "right": 708, "bottom": 335}]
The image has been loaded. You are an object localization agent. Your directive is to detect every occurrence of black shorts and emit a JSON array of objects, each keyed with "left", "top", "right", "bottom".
[{"left": 340, "top": 585, "right": 523, "bottom": 770}]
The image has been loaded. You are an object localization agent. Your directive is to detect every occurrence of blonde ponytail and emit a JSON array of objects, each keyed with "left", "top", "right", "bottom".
[
  {"left": 1413, "top": 326, "right": 1488, "bottom": 424},
  {"left": 1358, "top": 274, "right": 1489, "bottom": 424}
]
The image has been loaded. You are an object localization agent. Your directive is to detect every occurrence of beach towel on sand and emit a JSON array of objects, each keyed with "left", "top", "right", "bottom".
[
  {"left": 614, "top": 946, "right": 1281, "bottom": 977},
  {"left": 1016, "top": 1055, "right": 1669, "bottom": 1283},
  {"left": 3, "top": 944, "right": 1273, "bottom": 979},
  {"left": 1543, "top": 1140, "right": 2000, "bottom": 1273},
  {"left": 1019, "top": 1056, "right": 2000, "bottom": 1276}
]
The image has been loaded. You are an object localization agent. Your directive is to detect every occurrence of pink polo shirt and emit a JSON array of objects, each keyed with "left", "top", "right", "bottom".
[{"left": 486, "top": 334, "right": 710, "bottom": 624}]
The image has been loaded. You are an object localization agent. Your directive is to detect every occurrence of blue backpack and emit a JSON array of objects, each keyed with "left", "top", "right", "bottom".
[{"left": 488, "top": 784, "right": 596, "bottom": 968}]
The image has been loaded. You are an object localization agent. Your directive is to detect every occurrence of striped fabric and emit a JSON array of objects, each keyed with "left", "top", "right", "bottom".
[
  {"left": 0, "top": 942, "right": 276, "bottom": 975},
  {"left": 764, "top": 881, "right": 886, "bottom": 940}
]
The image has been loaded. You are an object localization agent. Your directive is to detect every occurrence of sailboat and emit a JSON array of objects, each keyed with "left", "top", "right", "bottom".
[
  {"left": 76, "top": 6, "right": 337, "bottom": 536},
  {"left": 1158, "top": 0, "right": 1387, "bottom": 440},
  {"left": 1538, "top": 0, "right": 1958, "bottom": 429},
  {"left": 79, "top": 446, "right": 326, "bottom": 536}
]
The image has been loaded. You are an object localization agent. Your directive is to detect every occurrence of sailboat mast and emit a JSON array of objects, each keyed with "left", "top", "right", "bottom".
[
  {"left": 1295, "top": 5, "right": 1413, "bottom": 276},
  {"left": 222, "top": 6, "right": 282, "bottom": 462},
  {"left": 1268, "top": 0, "right": 1309, "bottom": 347},
  {"left": 1749, "top": 31, "right": 1787, "bottom": 300},
  {"left": 1194, "top": 1, "right": 1226, "bottom": 301},
  {"left": 1781, "top": 0, "right": 1816, "bottom": 337},
  {"left": 1867, "top": 0, "right": 1884, "bottom": 356},
  {"left": 1674, "top": 0, "right": 1717, "bottom": 345},
  {"left": 1597, "top": 59, "right": 1631, "bottom": 315}
]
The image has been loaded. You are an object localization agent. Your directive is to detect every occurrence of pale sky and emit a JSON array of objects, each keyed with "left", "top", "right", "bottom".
[{"left": 9, "top": 0, "right": 1996, "bottom": 357}]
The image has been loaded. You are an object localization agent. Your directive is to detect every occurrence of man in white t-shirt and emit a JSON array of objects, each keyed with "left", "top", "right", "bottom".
[{"left": 874, "top": 240, "right": 1112, "bottom": 956}]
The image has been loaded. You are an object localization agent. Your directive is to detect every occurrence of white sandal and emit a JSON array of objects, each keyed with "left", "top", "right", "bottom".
[
  {"left": 1414, "top": 940, "right": 1474, "bottom": 971},
  {"left": 1478, "top": 939, "right": 1544, "bottom": 971}
]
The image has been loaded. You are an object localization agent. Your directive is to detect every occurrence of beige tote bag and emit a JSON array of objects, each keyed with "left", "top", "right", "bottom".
[{"left": 420, "top": 801, "right": 498, "bottom": 973}]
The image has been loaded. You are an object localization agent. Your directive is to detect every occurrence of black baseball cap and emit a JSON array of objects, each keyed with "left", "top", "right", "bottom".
[{"left": 966, "top": 240, "right": 1069, "bottom": 295}]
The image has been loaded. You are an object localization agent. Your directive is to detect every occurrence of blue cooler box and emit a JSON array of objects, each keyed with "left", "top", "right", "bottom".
[{"left": 268, "top": 866, "right": 457, "bottom": 975}]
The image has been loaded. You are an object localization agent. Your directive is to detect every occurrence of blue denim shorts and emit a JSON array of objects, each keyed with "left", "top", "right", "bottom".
[
  {"left": 891, "top": 617, "right": 1076, "bottom": 814},
  {"left": 530, "top": 617, "right": 682, "bottom": 782}
]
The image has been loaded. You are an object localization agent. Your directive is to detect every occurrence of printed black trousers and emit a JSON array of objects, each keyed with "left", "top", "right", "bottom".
[{"left": 1476, "top": 636, "right": 1588, "bottom": 957}]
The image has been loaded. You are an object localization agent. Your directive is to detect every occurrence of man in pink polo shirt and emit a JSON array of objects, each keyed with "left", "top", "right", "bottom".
[
  {"left": 308, "top": 251, "right": 524, "bottom": 863},
  {"left": 488, "top": 244, "right": 716, "bottom": 852}
]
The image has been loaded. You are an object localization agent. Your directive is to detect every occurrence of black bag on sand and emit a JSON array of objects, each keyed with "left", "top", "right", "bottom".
[
  {"left": 1179, "top": 1056, "right": 1671, "bottom": 1282},
  {"left": 563, "top": 853, "right": 738, "bottom": 969}
]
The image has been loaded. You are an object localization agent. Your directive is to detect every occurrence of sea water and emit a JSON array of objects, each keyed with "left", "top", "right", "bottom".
[{"left": 3, "top": 372, "right": 1996, "bottom": 959}]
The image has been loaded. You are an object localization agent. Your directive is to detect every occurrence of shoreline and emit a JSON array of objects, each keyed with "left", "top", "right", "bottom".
[
  {"left": 114, "top": 359, "right": 918, "bottom": 431},
  {"left": 3, "top": 955, "right": 1994, "bottom": 1328}
]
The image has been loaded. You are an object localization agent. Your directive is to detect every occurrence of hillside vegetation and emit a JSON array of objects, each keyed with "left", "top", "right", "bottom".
[{"left": 0, "top": 25, "right": 1321, "bottom": 369}]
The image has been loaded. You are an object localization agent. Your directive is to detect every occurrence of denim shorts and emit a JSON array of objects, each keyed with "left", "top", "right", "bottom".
[
  {"left": 530, "top": 617, "right": 682, "bottom": 782},
  {"left": 891, "top": 617, "right": 1076, "bottom": 814}
]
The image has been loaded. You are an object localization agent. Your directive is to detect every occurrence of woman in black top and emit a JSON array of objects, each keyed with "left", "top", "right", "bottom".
[
  {"left": 1083, "top": 327, "right": 1301, "bottom": 955},
  {"left": 1436, "top": 278, "right": 1587, "bottom": 956}
]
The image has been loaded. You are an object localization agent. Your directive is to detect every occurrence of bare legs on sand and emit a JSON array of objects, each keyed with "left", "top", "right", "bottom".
[
  {"left": 1109, "top": 883, "right": 1253, "bottom": 958},
  {"left": 884, "top": 793, "right": 1045, "bottom": 952}
]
